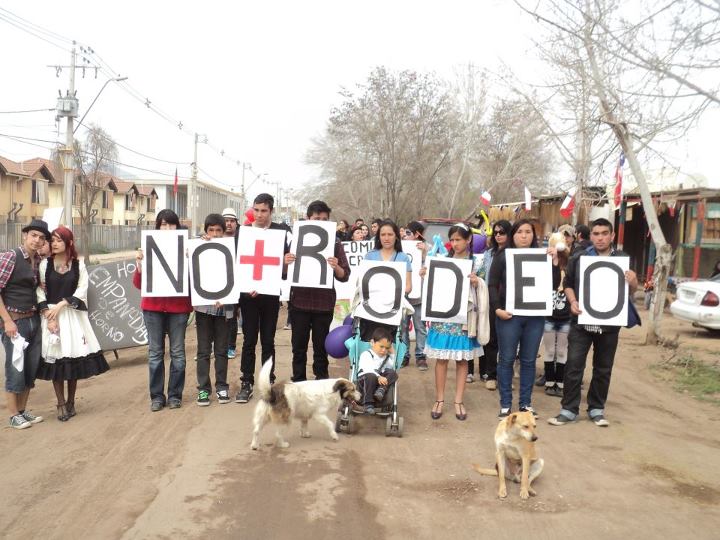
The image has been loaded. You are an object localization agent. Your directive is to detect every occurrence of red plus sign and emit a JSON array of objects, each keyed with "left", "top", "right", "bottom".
[{"left": 239, "top": 239, "right": 280, "bottom": 280}]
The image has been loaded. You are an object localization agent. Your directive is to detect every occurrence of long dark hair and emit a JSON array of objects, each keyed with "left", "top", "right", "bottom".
[
  {"left": 490, "top": 220, "right": 512, "bottom": 251},
  {"left": 508, "top": 219, "right": 539, "bottom": 248},
  {"left": 373, "top": 220, "right": 403, "bottom": 252},
  {"left": 155, "top": 209, "right": 180, "bottom": 230}
]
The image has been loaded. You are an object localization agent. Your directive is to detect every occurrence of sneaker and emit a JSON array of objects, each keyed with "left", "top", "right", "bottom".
[
  {"left": 590, "top": 414, "right": 610, "bottom": 427},
  {"left": 151, "top": 400, "right": 164, "bottom": 412},
  {"left": 498, "top": 408, "right": 511, "bottom": 418},
  {"left": 235, "top": 382, "right": 253, "bottom": 403},
  {"left": 401, "top": 357, "right": 410, "bottom": 368},
  {"left": 373, "top": 387, "right": 386, "bottom": 402},
  {"left": 168, "top": 399, "right": 182, "bottom": 409},
  {"left": 519, "top": 406, "right": 538, "bottom": 417},
  {"left": 416, "top": 358, "right": 429, "bottom": 371},
  {"left": 20, "top": 410, "right": 43, "bottom": 424},
  {"left": 364, "top": 405, "right": 376, "bottom": 415},
  {"left": 227, "top": 348, "right": 236, "bottom": 359},
  {"left": 534, "top": 374, "right": 546, "bottom": 387},
  {"left": 548, "top": 413, "right": 577, "bottom": 426},
  {"left": 9, "top": 414, "right": 32, "bottom": 430},
  {"left": 485, "top": 379, "right": 497, "bottom": 391},
  {"left": 466, "top": 374, "right": 475, "bottom": 383},
  {"left": 545, "top": 384, "right": 563, "bottom": 397},
  {"left": 196, "top": 390, "right": 210, "bottom": 407},
  {"left": 216, "top": 389, "right": 231, "bottom": 404}
]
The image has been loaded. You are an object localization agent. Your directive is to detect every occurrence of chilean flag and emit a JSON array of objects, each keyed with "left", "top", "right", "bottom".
[
  {"left": 560, "top": 187, "right": 576, "bottom": 218},
  {"left": 173, "top": 168, "right": 178, "bottom": 195},
  {"left": 613, "top": 154, "right": 625, "bottom": 207},
  {"left": 480, "top": 190, "right": 492, "bottom": 205}
]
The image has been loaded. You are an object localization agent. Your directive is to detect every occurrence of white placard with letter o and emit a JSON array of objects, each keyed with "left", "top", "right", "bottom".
[
  {"left": 188, "top": 237, "right": 241, "bottom": 306},
  {"left": 578, "top": 256, "right": 629, "bottom": 326},
  {"left": 353, "top": 260, "right": 407, "bottom": 326}
]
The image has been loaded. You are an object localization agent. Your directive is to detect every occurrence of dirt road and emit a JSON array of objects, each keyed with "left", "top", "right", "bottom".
[{"left": 1, "top": 311, "right": 719, "bottom": 540}]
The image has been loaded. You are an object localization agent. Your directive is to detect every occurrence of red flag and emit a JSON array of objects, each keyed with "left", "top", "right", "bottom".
[
  {"left": 480, "top": 190, "right": 492, "bottom": 205},
  {"left": 613, "top": 154, "right": 625, "bottom": 207},
  {"left": 173, "top": 168, "right": 178, "bottom": 195},
  {"left": 560, "top": 188, "right": 576, "bottom": 218}
]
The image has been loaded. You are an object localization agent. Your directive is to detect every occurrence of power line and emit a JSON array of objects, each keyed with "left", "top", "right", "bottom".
[
  {"left": 0, "top": 108, "right": 55, "bottom": 114},
  {"left": 0, "top": 11, "right": 74, "bottom": 53}
]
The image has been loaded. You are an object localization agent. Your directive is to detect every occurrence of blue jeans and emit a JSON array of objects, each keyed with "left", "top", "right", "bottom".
[
  {"left": 143, "top": 311, "right": 189, "bottom": 403},
  {"left": 3, "top": 314, "right": 42, "bottom": 393},
  {"left": 401, "top": 306, "right": 427, "bottom": 361},
  {"left": 496, "top": 315, "right": 545, "bottom": 409}
]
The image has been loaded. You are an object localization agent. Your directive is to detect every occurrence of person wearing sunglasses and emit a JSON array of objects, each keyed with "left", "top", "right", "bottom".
[{"left": 467, "top": 220, "right": 512, "bottom": 390}]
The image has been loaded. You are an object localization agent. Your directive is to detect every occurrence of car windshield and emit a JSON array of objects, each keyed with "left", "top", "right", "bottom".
[{"left": 711, "top": 273, "right": 720, "bottom": 283}]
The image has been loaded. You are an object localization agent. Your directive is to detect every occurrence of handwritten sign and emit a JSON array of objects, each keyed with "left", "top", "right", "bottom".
[
  {"left": 335, "top": 240, "right": 373, "bottom": 300},
  {"left": 87, "top": 259, "right": 148, "bottom": 350}
]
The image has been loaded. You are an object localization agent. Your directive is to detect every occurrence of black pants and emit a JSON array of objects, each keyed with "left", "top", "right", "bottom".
[
  {"left": 358, "top": 369, "right": 398, "bottom": 405},
  {"left": 290, "top": 307, "right": 333, "bottom": 382},
  {"left": 195, "top": 311, "right": 229, "bottom": 393},
  {"left": 469, "top": 312, "right": 498, "bottom": 380},
  {"left": 239, "top": 294, "right": 280, "bottom": 385},
  {"left": 227, "top": 314, "right": 238, "bottom": 349},
  {"left": 561, "top": 325, "right": 619, "bottom": 415}
]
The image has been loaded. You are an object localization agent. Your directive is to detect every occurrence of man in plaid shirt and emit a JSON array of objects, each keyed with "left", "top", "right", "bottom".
[
  {"left": 1, "top": 219, "right": 51, "bottom": 430},
  {"left": 283, "top": 200, "right": 350, "bottom": 382}
]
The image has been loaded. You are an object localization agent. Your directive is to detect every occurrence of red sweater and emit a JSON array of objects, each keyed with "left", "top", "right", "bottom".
[{"left": 132, "top": 269, "right": 193, "bottom": 313}]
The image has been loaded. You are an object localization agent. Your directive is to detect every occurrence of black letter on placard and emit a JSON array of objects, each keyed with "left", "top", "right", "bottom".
[
  {"left": 513, "top": 253, "right": 548, "bottom": 311},
  {"left": 582, "top": 261, "right": 625, "bottom": 319},
  {"left": 292, "top": 224, "right": 329, "bottom": 285},
  {"left": 425, "top": 260, "right": 463, "bottom": 318},
  {"left": 361, "top": 266, "right": 402, "bottom": 319},
  {"left": 146, "top": 234, "right": 184, "bottom": 293},
  {"left": 192, "top": 243, "right": 233, "bottom": 300}
]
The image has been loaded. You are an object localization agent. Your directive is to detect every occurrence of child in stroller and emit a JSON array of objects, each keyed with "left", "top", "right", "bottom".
[{"left": 357, "top": 328, "right": 398, "bottom": 415}]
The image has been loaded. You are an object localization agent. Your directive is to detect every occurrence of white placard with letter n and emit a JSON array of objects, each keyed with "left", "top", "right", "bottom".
[
  {"left": 505, "top": 248, "right": 553, "bottom": 316},
  {"left": 289, "top": 221, "right": 336, "bottom": 289},
  {"left": 236, "top": 227, "right": 286, "bottom": 296},
  {"left": 578, "top": 256, "right": 629, "bottom": 326},
  {"left": 421, "top": 256, "right": 472, "bottom": 323},
  {"left": 188, "top": 237, "right": 241, "bottom": 306},
  {"left": 353, "top": 260, "right": 407, "bottom": 326},
  {"left": 141, "top": 230, "right": 189, "bottom": 297}
]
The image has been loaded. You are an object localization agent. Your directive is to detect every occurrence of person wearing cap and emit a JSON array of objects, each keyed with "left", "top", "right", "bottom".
[
  {"left": 222, "top": 207, "right": 241, "bottom": 359},
  {"left": 402, "top": 221, "right": 429, "bottom": 370},
  {"left": 0, "top": 219, "right": 51, "bottom": 429}
]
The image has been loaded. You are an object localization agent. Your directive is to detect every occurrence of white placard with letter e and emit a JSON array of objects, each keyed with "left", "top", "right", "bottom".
[{"left": 505, "top": 248, "right": 553, "bottom": 316}]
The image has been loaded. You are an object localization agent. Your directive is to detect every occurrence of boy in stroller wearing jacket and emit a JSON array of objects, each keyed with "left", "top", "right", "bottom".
[{"left": 357, "top": 328, "right": 399, "bottom": 415}]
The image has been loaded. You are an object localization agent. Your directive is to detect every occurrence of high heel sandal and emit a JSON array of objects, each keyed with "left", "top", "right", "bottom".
[
  {"left": 454, "top": 402, "right": 467, "bottom": 421},
  {"left": 56, "top": 403, "right": 70, "bottom": 422},
  {"left": 431, "top": 400, "right": 444, "bottom": 420},
  {"left": 66, "top": 400, "right": 76, "bottom": 418}
]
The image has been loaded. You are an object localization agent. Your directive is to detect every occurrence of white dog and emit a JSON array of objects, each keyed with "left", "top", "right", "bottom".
[{"left": 250, "top": 359, "right": 360, "bottom": 450}]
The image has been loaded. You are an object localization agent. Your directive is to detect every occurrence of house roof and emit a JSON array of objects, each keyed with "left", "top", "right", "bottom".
[
  {"left": 136, "top": 186, "right": 157, "bottom": 197},
  {"left": 113, "top": 181, "right": 139, "bottom": 194},
  {"left": 21, "top": 157, "right": 61, "bottom": 183},
  {"left": 0, "top": 156, "right": 27, "bottom": 177}
]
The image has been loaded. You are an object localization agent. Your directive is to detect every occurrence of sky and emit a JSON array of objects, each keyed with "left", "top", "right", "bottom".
[{"left": 0, "top": 0, "right": 717, "bottom": 210}]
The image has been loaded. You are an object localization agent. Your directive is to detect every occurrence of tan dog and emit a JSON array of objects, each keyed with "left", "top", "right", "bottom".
[{"left": 473, "top": 411, "right": 544, "bottom": 499}]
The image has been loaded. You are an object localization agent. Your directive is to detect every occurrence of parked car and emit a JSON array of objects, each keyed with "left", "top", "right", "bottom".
[
  {"left": 669, "top": 274, "right": 720, "bottom": 332},
  {"left": 419, "top": 218, "right": 474, "bottom": 243}
]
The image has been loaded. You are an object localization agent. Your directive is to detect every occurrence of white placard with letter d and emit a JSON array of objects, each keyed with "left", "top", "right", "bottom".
[
  {"left": 578, "top": 256, "right": 629, "bottom": 326},
  {"left": 505, "top": 248, "right": 552, "bottom": 316},
  {"left": 421, "top": 256, "right": 472, "bottom": 323}
]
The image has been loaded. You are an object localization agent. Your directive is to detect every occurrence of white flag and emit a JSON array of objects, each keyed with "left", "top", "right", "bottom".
[{"left": 524, "top": 187, "right": 532, "bottom": 211}]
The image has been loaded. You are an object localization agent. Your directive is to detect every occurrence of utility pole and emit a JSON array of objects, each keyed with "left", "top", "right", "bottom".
[
  {"left": 241, "top": 162, "right": 251, "bottom": 210},
  {"left": 51, "top": 42, "right": 100, "bottom": 228},
  {"left": 189, "top": 133, "right": 198, "bottom": 236}
]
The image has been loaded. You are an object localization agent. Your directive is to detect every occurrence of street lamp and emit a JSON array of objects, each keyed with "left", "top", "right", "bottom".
[{"left": 74, "top": 76, "right": 128, "bottom": 133}]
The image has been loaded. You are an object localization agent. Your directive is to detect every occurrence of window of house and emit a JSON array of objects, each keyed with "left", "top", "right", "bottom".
[
  {"left": 31, "top": 180, "right": 48, "bottom": 204},
  {"left": 125, "top": 193, "right": 135, "bottom": 210},
  {"left": 102, "top": 190, "right": 109, "bottom": 209}
]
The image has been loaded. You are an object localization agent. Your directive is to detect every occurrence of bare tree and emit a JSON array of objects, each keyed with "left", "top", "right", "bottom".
[
  {"left": 75, "top": 124, "right": 118, "bottom": 260},
  {"left": 515, "top": 0, "right": 720, "bottom": 343}
]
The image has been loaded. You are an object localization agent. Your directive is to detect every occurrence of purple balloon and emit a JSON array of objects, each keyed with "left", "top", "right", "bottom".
[
  {"left": 472, "top": 233, "right": 487, "bottom": 254},
  {"left": 343, "top": 314, "right": 353, "bottom": 326},
  {"left": 325, "top": 324, "right": 354, "bottom": 358}
]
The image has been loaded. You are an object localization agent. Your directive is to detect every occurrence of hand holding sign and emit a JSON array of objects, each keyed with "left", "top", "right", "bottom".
[
  {"left": 505, "top": 248, "right": 553, "bottom": 316},
  {"left": 289, "top": 221, "right": 336, "bottom": 289},
  {"left": 578, "top": 256, "right": 630, "bottom": 326}
]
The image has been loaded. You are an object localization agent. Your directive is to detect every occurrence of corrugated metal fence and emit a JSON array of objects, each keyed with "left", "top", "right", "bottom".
[{"left": 0, "top": 222, "right": 152, "bottom": 252}]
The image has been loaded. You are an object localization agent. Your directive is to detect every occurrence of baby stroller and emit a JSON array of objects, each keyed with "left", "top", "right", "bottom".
[{"left": 335, "top": 321, "right": 406, "bottom": 437}]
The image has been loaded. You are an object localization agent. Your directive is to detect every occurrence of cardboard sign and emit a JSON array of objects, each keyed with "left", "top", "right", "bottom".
[
  {"left": 236, "top": 227, "right": 286, "bottom": 296},
  {"left": 87, "top": 258, "right": 148, "bottom": 350},
  {"left": 188, "top": 237, "right": 241, "bottom": 306},
  {"left": 578, "top": 256, "right": 629, "bottom": 326},
  {"left": 421, "top": 257, "right": 472, "bottom": 323},
  {"left": 401, "top": 240, "right": 423, "bottom": 301},
  {"left": 353, "top": 260, "right": 407, "bottom": 326},
  {"left": 335, "top": 240, "right": 374, "bottom": 300},
  {"left": 505, "top": 248, "right": 553, "bottom": 316},
  {"left": 288, "top": 221, "right": 336, "bottom": 289},
  {"left": 141, "top": 230, "right": 189, "bottom": 297},
  {"left": 42, "top": 207, "right": 64, "bottom": 232}
]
